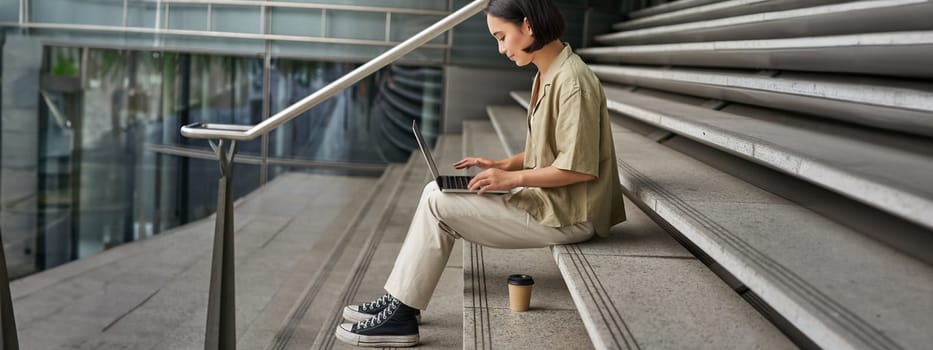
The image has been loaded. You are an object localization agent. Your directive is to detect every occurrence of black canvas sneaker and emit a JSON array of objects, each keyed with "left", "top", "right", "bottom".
[
  {"left": 343, "top": 293, "right": 421, "bottom": 323},
  {"left": 335, "top": 298, "right": 420, "bottom": 347}
]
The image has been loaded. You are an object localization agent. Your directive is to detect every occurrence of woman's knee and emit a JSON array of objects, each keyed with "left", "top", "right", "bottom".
[
  {"left": 424, "top": 185, "right": 465, "bottom": 223},
  {"left": 421, "top": 181, "right": 440, "bottom": 197},
  {"left": 418, "top": 182, "right": 447, "bottom": 218}
]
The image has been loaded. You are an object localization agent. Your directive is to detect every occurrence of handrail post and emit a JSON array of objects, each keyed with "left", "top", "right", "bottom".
[
  {"left": 204, "top": 140, "right": 237, "bottom": 350},
  {"left": 0, "top": 229, "right": 19, "bottom": 350}
]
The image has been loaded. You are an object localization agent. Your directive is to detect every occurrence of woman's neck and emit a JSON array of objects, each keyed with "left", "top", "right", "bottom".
[{"left": 532, "top": 40, "right": 565, "bottom": 77}]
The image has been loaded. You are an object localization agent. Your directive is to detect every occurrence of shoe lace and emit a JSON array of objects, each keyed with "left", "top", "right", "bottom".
[
  {"left": 358, "top": 299, "right": 398, "bottom": 329},
  {"left": 361, "top": 293, "right": 392, "bottom": 312}
]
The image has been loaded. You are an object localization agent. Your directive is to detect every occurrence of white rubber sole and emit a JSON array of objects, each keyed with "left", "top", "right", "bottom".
[
  {"left": 343, "top": 306, "right": 422, "bottom": 323},
  {"left": 335, "top": 323, "right": 419, "bottom": 348}
]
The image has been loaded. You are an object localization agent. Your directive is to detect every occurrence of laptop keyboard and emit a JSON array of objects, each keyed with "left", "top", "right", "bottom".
[{"left": 443, "top": 176, "right": 473, "bottom": 190}]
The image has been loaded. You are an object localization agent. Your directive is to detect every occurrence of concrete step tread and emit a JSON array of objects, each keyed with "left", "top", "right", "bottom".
[
  {"left": 438, "top": 133, "right": 466, "bottom": 177},
  {"left": 311, "top": 136, "right": 466, "bottom": 350},
  {"left": 465, "top": 245, "right": 596, "bottom": 350},
  {"left": 503, "top": 95, "right": 933, "bottom": 349},
  {"left": 10, "top": 172, "right": 383, "bottom": 350},
  {"left": 485, "top": 104, "right": 796, "bottom": 349},
  {"left": 596, "top": 0, "right": 933, "bottom": 45},
  {"left": 578, "top": 30, "right": 933, "bottom": 79},
  {"left": 269, "top": 163, "right": 410, "bottom": 350},
  {"left": 552, "top": 197, "right": 797, "bottom": 350},
  {"left": 462, "top": 121, "right": 507, "bottom": 170},
  {"left": 607, "top": 123, "right": 933, "bottom": 350},
  {"left": 589, "top": 65, "right": 933, "bottom": 111},
  {"left": 461, "top": 120, "right": 593, "bottom": 349},
  {"left": 516, "top": 87, "right": 933, "bottom": 231},
  {"left": 628, "top": 0, "right": 724, "bottom": 19},
  {"left": 485, "top": 105, "right": 527, "bottom": 156},
  {"left": 588, "top": 64, "right": 933, "bottom": 137},
  {"left": 614, "top": 0, "right": 846, "bottom": 31}
]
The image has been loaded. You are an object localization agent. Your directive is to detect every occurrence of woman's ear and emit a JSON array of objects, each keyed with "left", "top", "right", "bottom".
[{"left": 523, "top": 17, "right": 533, "bottom": 35}]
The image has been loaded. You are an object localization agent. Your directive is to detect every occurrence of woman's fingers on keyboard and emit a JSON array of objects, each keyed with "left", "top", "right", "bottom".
[
  {"left": 468, "top": 171, "right": 487, "bottom": 191},
  {"left": 454, "top": 157, "right": 477, "bottom": 169}
]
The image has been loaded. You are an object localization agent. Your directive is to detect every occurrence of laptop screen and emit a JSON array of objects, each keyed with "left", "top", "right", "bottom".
[{"left": 412, "top": 121, "right": 441, "bottom": 180}]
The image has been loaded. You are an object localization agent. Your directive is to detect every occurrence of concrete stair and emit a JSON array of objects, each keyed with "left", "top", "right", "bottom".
[
  {"left": 460, "top": 120, "right": 593, "bottom": 350},
  {"left": 587, "top": 66, "right": 933, "bottom": 136},
  {"left": 614, "top": 0, "right": 849, "bottom": 31},
  {"left": 595, "top": 0, "right": 933, "bottom": 45},
  {"left": 8, "top": 140, "right": 468, "bottom": 350},
  {"left": 626, "top": 0, "right": 724, "bottom": 19},
  {"left": 11, "top": 172, "right": 385, "bottom": 349},
  {"left": 485, "top": 104, "right": 799, "bottom": 349},
  {"left": 308, "top": 135, "right": 467, "bottom": 350},
  {"left": 495, "top": 95, "right": 933, "bottom": 349},
  {"left": 578, "top": 31, "right": 933, "bottom": 79},
  {"left": 472, "top": 0, "right": 933, "bottom": 348},
  {"left": 514, "top": 86, "right": 933, "bottom": 235}
]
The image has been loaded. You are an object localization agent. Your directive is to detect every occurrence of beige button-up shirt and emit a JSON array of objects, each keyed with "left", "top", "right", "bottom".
[{"left": 507, "top": 43, "right": 626, "bottom": 237}]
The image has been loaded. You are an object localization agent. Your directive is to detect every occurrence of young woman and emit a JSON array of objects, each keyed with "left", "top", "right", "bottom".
[{"left": 335, "top": 0, "right": 625, "bottom": 347}]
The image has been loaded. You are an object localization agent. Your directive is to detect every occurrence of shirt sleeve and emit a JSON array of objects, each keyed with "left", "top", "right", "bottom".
[{"left": 551, "top": 84, "right": 600, "bottom": 178}]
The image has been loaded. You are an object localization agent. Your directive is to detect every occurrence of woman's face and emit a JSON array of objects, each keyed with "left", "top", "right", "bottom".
[{"left": 486, "top": 14, "right": 536, "bottom": 66}]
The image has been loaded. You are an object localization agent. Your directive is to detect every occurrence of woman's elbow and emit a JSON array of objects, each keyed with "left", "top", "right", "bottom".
[
  {"left": 554, "top": 167, "right": 597, "bottom": 185},
  {"left": 568, "top": 171, "right": 596, "bottom": 183}
]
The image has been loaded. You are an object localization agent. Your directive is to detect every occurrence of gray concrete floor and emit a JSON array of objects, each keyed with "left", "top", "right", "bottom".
[
  {"left": 10, "top": 143, "right": 469, "bottom": 350},
  {"left": 8, "top": 171, "right": 427, "bottom": 349}
]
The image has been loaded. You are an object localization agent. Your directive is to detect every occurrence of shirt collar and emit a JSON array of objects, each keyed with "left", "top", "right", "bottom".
[{"left": 541, "top": 42, "right": 573, "bottom": 85}]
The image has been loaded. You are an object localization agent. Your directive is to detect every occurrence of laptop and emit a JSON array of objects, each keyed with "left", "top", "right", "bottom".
[{"left": 412, "top": 121, "right": 509, "bottom": 194}]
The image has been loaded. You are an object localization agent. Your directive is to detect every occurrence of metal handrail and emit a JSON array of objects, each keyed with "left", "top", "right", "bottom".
[
  {"left": 145, "top": 143, "right": 388, "bottom": 172},
  {"left": 180, "top": 2, "right": 488, "bottom": 348},
  {"left": 180, "top": 0, "right": 490, "bottom": 141}
]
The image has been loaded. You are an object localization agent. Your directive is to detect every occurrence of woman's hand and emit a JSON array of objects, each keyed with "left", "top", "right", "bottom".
[
  {"left": 468, "top": 168, "right": 521, "bottom": 195},
  {"left": 454, "top": 157, "right": 498, "bottom": 170}
]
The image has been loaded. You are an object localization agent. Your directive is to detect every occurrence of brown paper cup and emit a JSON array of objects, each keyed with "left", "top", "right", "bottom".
[{"left": 507, "top": 274, "right": 535, "bottom": 312}]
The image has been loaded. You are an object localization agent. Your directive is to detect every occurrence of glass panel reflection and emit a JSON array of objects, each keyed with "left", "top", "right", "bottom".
[
  {"left": 25, "top": 47, "right": 267, "bottom": 274},
  {"left": 4, "top": 44, "right": 441, "bottom": 278},
  {"left": 269, "top": 59, "right": 442, "bottom": 166}
]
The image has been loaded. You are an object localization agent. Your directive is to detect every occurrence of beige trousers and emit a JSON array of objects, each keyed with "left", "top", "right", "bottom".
[{"left": 384, "top": 182, "right": 594, "bottom": 310}]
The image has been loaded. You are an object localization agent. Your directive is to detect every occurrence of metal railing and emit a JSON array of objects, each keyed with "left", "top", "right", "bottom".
[
  {"left": 177, "top": 1, "right": 489, "bottom": 349},
  {"left": 180, "top": 0, "right": 486, "bottom": 140},
  {"left": 145, "top": 143, "right": 387, "bottom": 172}
]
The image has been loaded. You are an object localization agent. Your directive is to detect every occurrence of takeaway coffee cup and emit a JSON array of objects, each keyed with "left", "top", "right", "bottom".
[{"left": 507, "top": 274, "right": 535, "bottom": 312}]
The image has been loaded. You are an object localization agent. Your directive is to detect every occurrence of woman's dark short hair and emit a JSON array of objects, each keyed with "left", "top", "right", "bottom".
[{"left": 485, "top": 0, "right": 565, "bottom": 53}]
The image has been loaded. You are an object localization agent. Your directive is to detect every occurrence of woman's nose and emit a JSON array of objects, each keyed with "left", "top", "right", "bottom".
[{"left": 498, "top": 42, "right": 506, "bottom": 55}]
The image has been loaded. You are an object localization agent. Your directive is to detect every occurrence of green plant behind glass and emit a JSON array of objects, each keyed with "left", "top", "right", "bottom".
[{"left": 51, "top": 53, "right": 79, "bottom": 77}]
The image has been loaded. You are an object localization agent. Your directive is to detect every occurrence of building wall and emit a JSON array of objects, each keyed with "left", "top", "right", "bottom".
[{"left": 442, "top": 65, "right": 535, "bottom": 134}]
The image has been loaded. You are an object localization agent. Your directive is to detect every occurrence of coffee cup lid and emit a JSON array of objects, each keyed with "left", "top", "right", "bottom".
[{"left": 507, "top": 274, "right": 534, "bottom": 286}]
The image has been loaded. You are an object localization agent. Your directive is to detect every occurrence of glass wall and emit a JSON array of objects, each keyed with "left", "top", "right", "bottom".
[
  {"left": 268, "top": 59, "right": 442, "bottom": 176},
  {"left": 1, "top": 42, "right": 442, "bottom": 278},
  {"left": 27, "top": 47, "right": 267, "bottom": 271}
]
